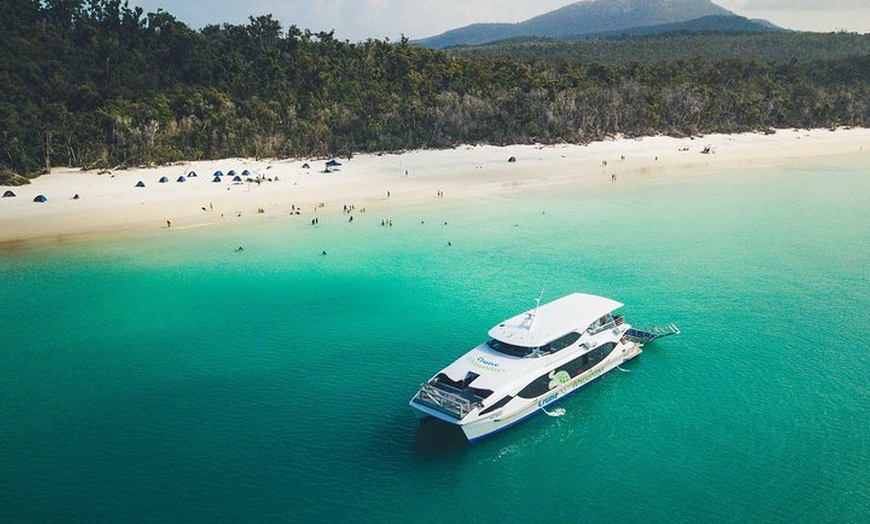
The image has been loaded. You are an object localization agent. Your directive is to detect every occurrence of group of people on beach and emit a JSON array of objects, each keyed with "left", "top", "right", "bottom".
[
  {"left": 342, "top": 204, "right": 366, "bottom": 214},
  {"left": 167, "top": 183, "right": 440, "bottom": 235}
]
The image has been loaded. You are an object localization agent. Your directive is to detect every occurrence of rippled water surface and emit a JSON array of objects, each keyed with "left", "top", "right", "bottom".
[{"left": 2, "top": 156, "right": 868, "bottom": 523}]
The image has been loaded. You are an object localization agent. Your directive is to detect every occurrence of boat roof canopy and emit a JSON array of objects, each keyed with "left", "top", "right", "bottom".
[{"left": 487, "top": 293, "right": 623, "bottom": 348}]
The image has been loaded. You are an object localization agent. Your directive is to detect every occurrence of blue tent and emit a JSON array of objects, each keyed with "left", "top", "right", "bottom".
[
  {"left": 176, "top": 175, "right": 187, "bottom": 182},
  {"left": 212, "top": 176, "right": 222, "bottom": 183},
  {"left": 242, "top": 169, "right": 251, "bottom": 176},
  {"left": 2, "top": 190, "right": 15, "bottom": 198},
  {"left": 227, "top": 170, "right": 237, "bottom": 176},
  {"left": 214, "top": 170, "right": 223, "bottom": 177},
  {"left": 33, "top": 194, "right": 47, "bottom": 202},
  {"left": 326, "top": 159, "right": 342, "bottom": 167},
  {"left": 135, "top": 180, "right": 146, "bottom": 187},
  {"left": 158, "top": 176, "right": 169, "bottom": 183},
  {"left": 232, "top": 175, "right": 243, "bottom": 182},
  {"left": 188, "top": 171, "right": 198, "bottom": 177}
]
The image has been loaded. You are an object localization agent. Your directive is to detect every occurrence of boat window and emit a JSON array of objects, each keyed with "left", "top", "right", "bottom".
[
  {"left": 517, "top": 373, "right": 556, "bottom": 399},
  {"left": 486, "top": 339, "right": 554, "bottom": 358},
  {"left": 486, "top": 339, "right": 534, "bottom": 357},
  {"left": 548, "top": 332, "right": 581, "bottom": 353},
  {"left": 480, "top": 395, "right": 513, "bottom": 415},
  {"left": 585, "top": 342, "right": 614, "bottom": 369},
  {"left": 517, "top": 342, "right": 618, "bottom": 399}
]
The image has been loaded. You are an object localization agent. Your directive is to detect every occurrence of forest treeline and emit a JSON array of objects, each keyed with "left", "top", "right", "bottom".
[
  {"left": 2, "top": 0, "right": 869, "bottom": 177},
  {"left": 453, "top": 32, "right": 870, "bottom": 64}
]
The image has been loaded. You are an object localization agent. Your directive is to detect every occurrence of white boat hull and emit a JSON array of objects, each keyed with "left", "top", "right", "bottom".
[
  {"left": 411, "top": 340, "right": 642, "bottom": 442},
  {"left": 460, "top": 341, "right": 640, "bottom": 441}
]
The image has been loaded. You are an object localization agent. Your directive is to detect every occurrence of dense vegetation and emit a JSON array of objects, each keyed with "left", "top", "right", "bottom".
[
  {"left": 454, "top": 32, "right": 870, "bottom": 64},
  {"left": 2, "top": 0, "right": 869, "bottom": 177}
]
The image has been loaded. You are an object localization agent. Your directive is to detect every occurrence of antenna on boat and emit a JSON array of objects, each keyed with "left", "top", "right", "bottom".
[{"left": 526, "top": 288, "right": 545, "bottom": 329}]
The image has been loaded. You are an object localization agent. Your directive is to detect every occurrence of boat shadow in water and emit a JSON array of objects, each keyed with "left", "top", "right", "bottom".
[{"left": 411, "top": 418, "right": 471, "bottom": 458}]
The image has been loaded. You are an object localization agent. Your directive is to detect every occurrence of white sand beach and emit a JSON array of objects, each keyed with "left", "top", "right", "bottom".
[{"left": 2, "top": 128, "right": 868, "bottom": 245}]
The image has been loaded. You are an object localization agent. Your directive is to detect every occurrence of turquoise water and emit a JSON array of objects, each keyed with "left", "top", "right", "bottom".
[{"left": 1, "top": 157, "right": 868, "bottom": 523}]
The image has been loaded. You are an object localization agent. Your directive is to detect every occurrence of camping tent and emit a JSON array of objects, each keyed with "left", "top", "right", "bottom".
[
  {"left": 214, "top": 170, "right": 223, "bottom": 177},
  {"left": 326, "top": 159, "right": 342, "bottom": 167},
  {"left": 227, "top": 170, "right": 237, "bottom": 176},
  {"left": 242, "top": 169, "right": 251, "bottom": 176},
  {"left": 212, "top": 176, "right": 222, "bottom": 183},
  {"left": 33, "top": 194, "right": 47, "bottom": 202},
  {"left": 176, "top": 175, "right": 187, "bottom": 182},
  {"left": 158, "top": 176, "right": 169, "bottom": 183},
  {"left": 135, "top": 180, "right": 146, "bottom": 187},
  {"left": 301, "top": 163, "right": 310, "bottom": 169},
  {"left": 188, "top": 171, "right": 198, "bottom": 177},
  {"left": 2, "top": 190, "right": 15, "bottom": 198},
  {"left": 232, "top": 175, "right": 243, "bottom": 182}
]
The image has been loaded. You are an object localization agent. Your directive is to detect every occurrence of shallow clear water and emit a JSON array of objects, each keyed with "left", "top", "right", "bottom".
[{"left": 1, "top": 156, "right": 868, "bottom": 523}]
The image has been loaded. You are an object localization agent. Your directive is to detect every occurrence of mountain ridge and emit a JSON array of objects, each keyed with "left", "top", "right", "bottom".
[{"left": 414, "top": 0, "right": 780, "bottom": 48}]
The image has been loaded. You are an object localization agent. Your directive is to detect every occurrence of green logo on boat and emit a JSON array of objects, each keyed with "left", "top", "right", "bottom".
[{"left": 548, "top": 370, "right": 570, "bottom": 389}]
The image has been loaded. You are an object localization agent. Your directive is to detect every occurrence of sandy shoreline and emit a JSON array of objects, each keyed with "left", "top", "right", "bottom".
[{"left": 2, "top": 128, "right": 868, "bottom": 245}]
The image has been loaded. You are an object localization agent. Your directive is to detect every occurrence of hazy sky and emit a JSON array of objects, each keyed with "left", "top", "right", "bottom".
[{"left": 126, "top": 1, "right": 870, "bottom": 42}]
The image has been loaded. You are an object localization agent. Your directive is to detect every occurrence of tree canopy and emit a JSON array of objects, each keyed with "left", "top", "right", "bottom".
[{"left": 1, "top": 0, "right": 869, "bottom": 175}]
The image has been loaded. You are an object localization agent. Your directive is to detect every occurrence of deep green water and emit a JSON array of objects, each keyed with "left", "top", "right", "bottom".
[{"left": 1, "top": 157, "right": 868, "bottom": 523}]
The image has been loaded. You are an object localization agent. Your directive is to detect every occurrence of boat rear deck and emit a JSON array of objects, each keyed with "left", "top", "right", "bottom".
[{"left": 623, "top": 340, "right": 643, "bottom": 361}]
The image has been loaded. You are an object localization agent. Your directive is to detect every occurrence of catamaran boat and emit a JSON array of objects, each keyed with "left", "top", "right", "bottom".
[{"left": 410, "top": 292, "right": 657, "bottom": 442}]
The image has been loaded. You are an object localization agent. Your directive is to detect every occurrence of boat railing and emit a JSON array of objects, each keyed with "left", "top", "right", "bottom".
[
  {"left": 588, "top": 315, "right": 623, "bottom": 336},
  {"left": 414, "top": 383, "right": 479, "bottom": 419}
]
